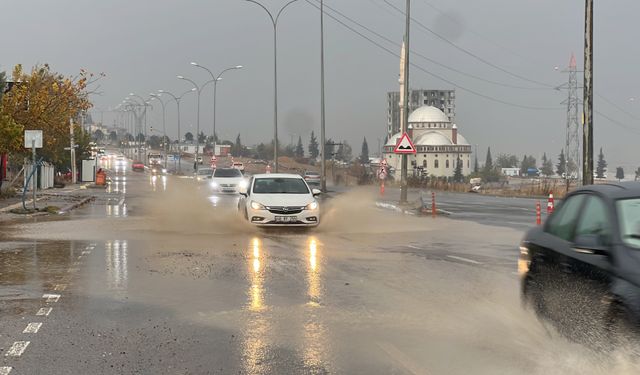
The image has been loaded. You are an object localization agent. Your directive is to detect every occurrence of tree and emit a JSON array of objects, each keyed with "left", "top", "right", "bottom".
[
  {"left": 1, "top": 64, "right": 93, "bottom": 169},
  {"left": 453, "top": 157, "right": 464, "bottom": 183},
  {"left": 197, "top": 131, "right": 206, "bottom": 144},
  {"left": 495, "top": 153, "right": 519, "bottom": 169},
  {"left": 184, "top": 132, "right": 194, "bottom": 142},
  {"left": 520, "top": 155, "right": 537, "bottom": 176},
  {"left": 473, "top": 155, "right": 479, "bottom": 174},
  {"left": 596, "top": 148, "right": 607, "bottom": 179},
  {"left": 308, "top": 131, "right": 319, "bottom": 159},
  {"left": 109, "top": 131, "right": 118, "bottom": 143},
  {"left": 541, "top": 153, "right": 554, "bottom": 176},
  {"left": 295, "top": 136, "right": 304, "bottom": 158},
  {"left": 325, "top": 138, "right": 335, "bottom": 160},
  {"left": 635, "top": 167, "right": 640, "bottom": 181},
  {"left": 484, "top": 147, "right": 493, "bottom": 171},
  {"left": 0, "top": 112, "right": 23, "bottom": 155},
  {"left": 135, "top": 133, "right": 145, "bottom": 143},
  {"left": 616, "top": 167, "right": 625, "bottom": 181},
  {"left": 0, "top": 71, "right": 6, "bottom": 102},
  {"left": 148, "top": 135, "right": 161, "bottom": 149},
  {"left": 556, "top": 149, "right": 567, "bottom": 177},
  {"left": 360, "top": 137, "right": 369, "bottom": 164},
  {"left": 336, "top": 140, "right": 352, "bottom": 162},
  {"left": 93, "top": 129, "right": 104, "bottom": 142},
  {"left": 233, "top": 133, "right": 244, "bottom": 156}
]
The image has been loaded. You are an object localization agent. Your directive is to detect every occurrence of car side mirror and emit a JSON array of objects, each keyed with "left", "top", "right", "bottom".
[
  {"left": 238, "top": 185, "right": 248, "bottom": 197},
  {"left": 312, "top": 188, "right": 322, "bottom": 197}
]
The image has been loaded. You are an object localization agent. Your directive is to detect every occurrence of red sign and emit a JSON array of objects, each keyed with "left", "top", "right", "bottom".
[{"left": 393, "top": 133, "right": 417, "bottom": 154}]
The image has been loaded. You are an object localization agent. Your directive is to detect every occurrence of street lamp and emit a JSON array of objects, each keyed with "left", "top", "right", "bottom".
[
  {"left": 149, "top": 93, "right": 168, "bottom": 168},
  {"left": 190, "top": 62, "right": 243, "bottom": 157},
  {"left": 245, "top": 0, "right": 301, "bottom": 173},
  {"left": 177, "top": 75, "right": 215, "bottom": 171},
  {"left": 158, "top": 88, "right": 195, "bottom": 174}
]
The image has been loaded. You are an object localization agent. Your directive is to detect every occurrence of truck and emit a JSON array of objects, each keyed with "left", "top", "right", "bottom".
[{"left": 148, "top": 153, "right": 164, "bottom": 166}]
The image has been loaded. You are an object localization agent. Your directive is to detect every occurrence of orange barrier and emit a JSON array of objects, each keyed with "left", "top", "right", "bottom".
[{"left": 536, "top": 201, "right": 542, "bottom": 225}]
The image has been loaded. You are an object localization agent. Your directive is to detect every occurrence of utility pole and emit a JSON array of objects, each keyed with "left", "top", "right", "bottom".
[
  {"left": 400, "top": 0, "right": 411, "bottom": 204},
  {"left": 320, "top": 0, "right": 327, "bottom": 192},
  {"left": 583, "top": 0, "right": 594, "bottom": 185}
]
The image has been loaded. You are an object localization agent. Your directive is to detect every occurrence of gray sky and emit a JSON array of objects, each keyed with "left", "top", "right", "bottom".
[{"left": 2, "top": 0, "right": 639, "bottom": 170}]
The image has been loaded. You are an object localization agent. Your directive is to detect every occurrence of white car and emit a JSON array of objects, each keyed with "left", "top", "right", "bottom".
[
  {"left": 195, "top": 167, "right": 214, "bottom": 181},
  {"left": 239, "top": 173, "right": 321, "bottom": 227},
  {"left": 210, "top": 168, "right": 247, "bottom": 193}
]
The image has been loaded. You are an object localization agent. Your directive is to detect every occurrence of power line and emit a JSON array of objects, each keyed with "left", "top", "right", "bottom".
[
  {"left": 596, "top": 93, "right": 640, "bottom": 122},
  {"left": 328, "top": 0, "right": 550, "bottom": 90},
  {"left": 382, "top": 0, "right": 555, "bottom": 89},
  {"left": 306, "top": 0, "right": 560, "bottom": 110}
]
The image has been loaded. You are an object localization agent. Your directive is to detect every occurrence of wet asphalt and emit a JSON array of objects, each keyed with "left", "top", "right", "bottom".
[{"left": 0, "top": 164, "right": 637, "bottom": 375}]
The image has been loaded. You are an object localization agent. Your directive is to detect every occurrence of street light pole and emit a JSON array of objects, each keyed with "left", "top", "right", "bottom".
[
  {"left": 150, "top": 94, "right": 167, "bottom": 168},
  {"left": 177, "top": 76, "right": 203, "bottom": 171},
  {"left": 246, "top": 0, "right": 301, "bottom": 173},
  {"left": 190, "top": 63, "right": 243, "bottom": 157},
  {"left": 320, "top": 0, "right": 327, "bottom": 192},
  {"left": 159, "top": 88, "right": 195, "bottom": 174}
]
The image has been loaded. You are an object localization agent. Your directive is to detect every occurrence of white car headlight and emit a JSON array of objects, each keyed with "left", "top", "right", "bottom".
[
  {"left": 239, "top": 180, "right": 248, "bottom": 189},
  {"left": 251, "top": 201, "right": 266, "bottom": 210},
  {"left": 305, "top": 201, "right": 318, "bottom": 210},
  {"left": 210, "top": 181, "right": 219, "bottom": 189}
]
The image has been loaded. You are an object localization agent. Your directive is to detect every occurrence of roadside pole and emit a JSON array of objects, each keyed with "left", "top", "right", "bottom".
[
  {"left": 70, "top": 118, "right": 77, "bottom": 184},
  {"left": 399, "top": 0, "right": 411, "bottom": 204},
  {"left": 582, "top": 0, "right": 594, "bottom": 186},
  {"left": 32, "top": 139, "right": 36, "bottom": 210}
]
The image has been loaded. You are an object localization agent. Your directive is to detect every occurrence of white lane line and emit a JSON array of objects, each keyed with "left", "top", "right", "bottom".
[
  {"left": 406, "top": 245, "right": 423, "bottom": 250},
  {"left": 53, "top": 284, "right": 67, "bottom": 291},
  {"left": 377, "top": 342, "right": 430, "bottom": 375},
  {"left": 447, "top": 255, "right": 482, "bottom": 265},
  {"left": 82, "top": 251, "right": 90, "bottom": 255},
  {"left": 0, "top": 366, "right": 13, "bottom": 375},
  {"left": 43, "top": 293, "right": 61, "bottom": 303},
  {"left": 5, "top": 341, "right": 30, "bottom": 357},
  {"left": 23, "top": 322, "right": 43, "bottom": 334},
  {"left": 36, "top": 307, "right": 52, "bottom": 316}
]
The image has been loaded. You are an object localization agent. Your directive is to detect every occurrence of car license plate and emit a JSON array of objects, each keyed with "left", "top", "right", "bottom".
[{"left": 275, "top": 216, "right": 297, "bottom": 223}]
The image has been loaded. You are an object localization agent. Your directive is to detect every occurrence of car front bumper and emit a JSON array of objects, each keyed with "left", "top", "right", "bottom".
[{"left": 247, "top": 207, "right": 320, "bottom": 227}]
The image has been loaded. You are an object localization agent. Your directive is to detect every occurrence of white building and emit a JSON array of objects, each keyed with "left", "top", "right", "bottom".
[{"left": 383, "top": 105, "right": 472, "bottom": 179}]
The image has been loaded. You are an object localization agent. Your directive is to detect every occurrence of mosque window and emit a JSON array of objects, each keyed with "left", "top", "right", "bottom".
[
  {"left": 434, "top": 159, "right": 439, "bottom": 168},
  {"left": 446, "top": 160, "right": 450, "bottom": 168}
]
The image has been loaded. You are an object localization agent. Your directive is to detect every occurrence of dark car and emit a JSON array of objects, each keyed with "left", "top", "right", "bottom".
[{"left": 520, "top": 182, "right": 640, "bottom": 344}]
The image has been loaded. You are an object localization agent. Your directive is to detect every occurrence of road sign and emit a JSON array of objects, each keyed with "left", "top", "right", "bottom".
[
  {"left": 393, "top": 133, "right": 416, "bottom": 154},
  {"left": 377, "top": 167, "right": 387, "bottom": 180},
  {"left": 24, "top": 130, "right": 43, "bottom": 148}
]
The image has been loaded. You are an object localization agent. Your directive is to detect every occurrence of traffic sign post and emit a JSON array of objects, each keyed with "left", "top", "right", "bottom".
[{"left": 24, "top": 130, "right": 43, "bottom": 211}]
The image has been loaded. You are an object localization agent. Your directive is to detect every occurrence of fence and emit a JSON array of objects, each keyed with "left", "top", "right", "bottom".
[{"left": 23, "top": 162, "right": 55, "bottom": 190}]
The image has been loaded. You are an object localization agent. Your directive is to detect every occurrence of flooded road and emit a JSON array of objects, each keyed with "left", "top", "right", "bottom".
[{"left": 1, "top": 167, "right": 639, "bottom": 374}]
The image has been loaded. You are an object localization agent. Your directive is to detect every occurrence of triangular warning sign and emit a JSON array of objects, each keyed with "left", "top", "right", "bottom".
[{"left": 393, "top": 132, "right": 417, "bottom": 154}]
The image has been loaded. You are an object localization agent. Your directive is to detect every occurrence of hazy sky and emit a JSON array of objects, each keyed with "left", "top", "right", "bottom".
[{"left": 2, "top": 0, "right": 639, "bottom": 170}]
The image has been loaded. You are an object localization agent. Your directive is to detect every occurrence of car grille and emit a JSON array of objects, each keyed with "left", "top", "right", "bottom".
[
  {"left": 267, "top": 206, "right": 304, "bottom": 215},
  {"left": 220, "top": 184, "right": 236, "bottom": 188}
]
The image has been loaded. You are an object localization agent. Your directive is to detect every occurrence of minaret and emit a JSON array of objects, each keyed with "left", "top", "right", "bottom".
[{"left": 398, "top": 41, "right": 406, "bottom": 138}]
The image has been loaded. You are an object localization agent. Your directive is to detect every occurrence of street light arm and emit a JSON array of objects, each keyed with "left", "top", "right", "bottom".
[
  {"left": 245, "top": 0, "right": 276, "bottom": 26},
  {"left": 178, "top": 76, "right": 200, "bottom": 92},
  {"left": 193, "top": 63, "right": 216, "bottom": 81},
  {"left": 276, "top": 0, "right": 301, "bottom": 23}
]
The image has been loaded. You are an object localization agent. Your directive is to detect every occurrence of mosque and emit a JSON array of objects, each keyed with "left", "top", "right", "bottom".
[{"left": 383, "top": 105, "right": 472, "bottom": 178}]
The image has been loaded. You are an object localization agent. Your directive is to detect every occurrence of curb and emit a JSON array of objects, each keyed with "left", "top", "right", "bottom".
[
  {"left": 375, "top": 201, "right": 452, "bottom": 216},
  {"left": 58, "top": 196, "right": 95, "bottom": 214}
]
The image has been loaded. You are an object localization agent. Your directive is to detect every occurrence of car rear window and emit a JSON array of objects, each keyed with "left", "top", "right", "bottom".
[
  {"left": 197, "top": 169, "right": 213, "bottom": 175},
  {"left": 617, "top": 198, "right": 640, "bottom": 249}
]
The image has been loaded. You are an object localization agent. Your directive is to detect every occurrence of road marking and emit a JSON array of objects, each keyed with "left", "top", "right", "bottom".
[
  {"left": 406, "top": 245, "right": 423, "bottom": 250},
  {"left": 53, "top": 284, "right": 67, "bottom": 291},
  {"left": 377, "top": 342, "right": 430, "bottom": 375},
  {"left": 447, "top": 255, "right": 482, "bottom": 265},
  {"left": 67, "top": 267, "right": 78, "bottom": 273},
  {"left": 43, "top": 293, "right": 60, "bottom": 303},
  {"left": 0, "top": 366, "right": 12, "bottom": 375},
  {"left": 5, "top": 341, "right": 30, "bottom": 357},
  {"left": 82, "top": 251, "right": 90, "bottom": 255},
  {"left": 36, "top": 307, "right": 52, "bottom": 316},
  {"left": 23, "top": 323, "right": 42, "bottom": 334}
]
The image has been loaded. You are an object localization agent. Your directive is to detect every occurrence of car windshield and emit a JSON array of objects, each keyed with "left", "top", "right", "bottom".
[
  {"left": 617, "top": 198, "right": 640, "bottom": 249},
  {"left": 214, "top": 168, "right": 242, "bottom": 177},
  {"left": 197, "top": 169, "right": 213, "bottom": 176},
  {"left": 253, "top": 177, "right": 310, "bottom": 194}
]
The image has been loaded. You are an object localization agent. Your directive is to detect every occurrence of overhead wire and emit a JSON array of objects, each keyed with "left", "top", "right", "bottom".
[{"left": 306, "top": 0, "right": 560, "bottom": 110}]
